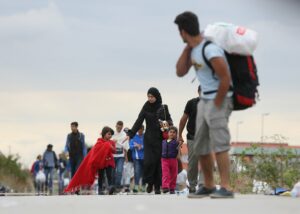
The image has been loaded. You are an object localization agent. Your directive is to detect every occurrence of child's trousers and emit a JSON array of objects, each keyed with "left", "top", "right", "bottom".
[{"left": 161, "top": 158, "right": 178, "bottom": 190}]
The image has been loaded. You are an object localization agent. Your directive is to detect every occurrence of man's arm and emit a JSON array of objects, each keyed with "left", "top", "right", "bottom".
[
  {"left": 81, "top": 134, "right": 87, "bottom": 157},
  {"left": 129, "top": 138, "right": 135, "bottom": 150},
  {"left": 176, "top": 45, "right": 193, "bottom": 77},
  {"left": 64, "top": 135, "right": 70, "bottom": 153},
  {"left": 210, "top": 57, "right": 231, "bottom": 108},
  {"left": 178, "top": 113, "right": 189, "bottom": 144}
]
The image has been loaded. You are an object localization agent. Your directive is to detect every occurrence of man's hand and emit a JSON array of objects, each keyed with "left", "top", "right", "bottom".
[
  {"left": 178, "top": 135, "right": 184, "bottom": 147},
  {"left": 214, "top": 98, "right": 223, "bottom": 109},
  {"left": 134, "top": 142, "right": 142, "bottom": 150}
]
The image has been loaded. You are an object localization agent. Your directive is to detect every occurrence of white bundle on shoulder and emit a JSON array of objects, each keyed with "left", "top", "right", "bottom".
[{"left": 204, "top": 22, "right": 258, "bottom": 55}]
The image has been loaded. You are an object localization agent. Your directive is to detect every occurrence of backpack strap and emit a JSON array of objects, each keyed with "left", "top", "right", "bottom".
[
  {"left": 202, "top": 41, "right": 233, "bottom": 95},
  {"left": 202, "top": 41, "right": 217, "bottom": 80}
]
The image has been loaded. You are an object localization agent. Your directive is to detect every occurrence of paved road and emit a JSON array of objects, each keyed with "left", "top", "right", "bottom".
[{"left": 0, "top": 194, "right": 298, "bottom": 214}]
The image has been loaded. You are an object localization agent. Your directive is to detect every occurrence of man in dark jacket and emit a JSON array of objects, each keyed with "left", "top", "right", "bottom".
[{"left": 64, "top": 122, "right": 87, "bottom": 178}]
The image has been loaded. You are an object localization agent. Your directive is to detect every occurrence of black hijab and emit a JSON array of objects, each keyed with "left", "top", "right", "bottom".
[{"left": 143, "top": 87, "right": 162, "bottom": 112}]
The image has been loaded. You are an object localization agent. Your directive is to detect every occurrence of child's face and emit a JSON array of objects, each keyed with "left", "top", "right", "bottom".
[
  {"left": 104, "top": 132, "right": 112, "bottom": 140},
  {"left": 168, "top": 129, "right": 177, "bottom": 140}
]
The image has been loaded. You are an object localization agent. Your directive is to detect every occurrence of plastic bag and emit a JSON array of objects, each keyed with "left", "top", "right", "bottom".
[
  {"left": 35, "top": 170, "right": 46, "bottom": 183},
  {"left": 291, "top": 181, "right": 300, "bottom": 198},
  {"left": 204, "top": 23, "right": 258, "bottom": 55}
]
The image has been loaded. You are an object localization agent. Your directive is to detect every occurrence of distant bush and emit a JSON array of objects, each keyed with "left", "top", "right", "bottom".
[
  {"left": 230, "top": 140, "right": 300, "bottom": 194},
  {"left": 0, "top": 152, "right": 33, "bottom": 192}
]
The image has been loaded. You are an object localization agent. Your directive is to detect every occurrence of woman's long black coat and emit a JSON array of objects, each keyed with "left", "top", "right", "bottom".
[{"left": 129, "top": 103, "right": 172, "bottom": 186}]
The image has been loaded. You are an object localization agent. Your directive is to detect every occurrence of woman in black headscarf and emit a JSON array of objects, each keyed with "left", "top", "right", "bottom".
[{"left": 128, "top": 87, "right": 172, "bottom": 194}]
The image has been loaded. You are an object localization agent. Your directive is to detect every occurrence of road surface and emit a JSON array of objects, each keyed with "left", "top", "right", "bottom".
[{"left": 0, "top": 194, "right": 298, "bottom": 214}]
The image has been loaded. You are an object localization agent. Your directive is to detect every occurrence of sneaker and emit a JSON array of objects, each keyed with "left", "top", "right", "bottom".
[
  {"left": 170, "top": 189, "right": 175, "bottom": 194},
  {"left": 108, "top": 187, "right": 115, "bottom": 195},
  {"left": 140, "top": 185, "right": 146, "bottom": 193},
  {"left": 155, "top": 186, "right": 161, "bottom": 195},
  {"left": 146, "top": 184, "right": 153, "bottom": 193},
  {"left": 189, "top": 187, "right": 196, "bottom": 194},
  {"left": 133, "top": 186, "right": 139, "bottom": 193},
  {"left": 162, "top": 188, "right": 169, "bottom": 194},
  {"left": 98, "top": 191, "right": 105, "bottom": 195},
  {"left": 210, "top": 187, "right": 234, "bottom": 199},
  {"left": 155, "top": 190, "right": 161, "bottom": 195},
  {"left": 188, "top": 186, "right": 216, "bottom": 198}
]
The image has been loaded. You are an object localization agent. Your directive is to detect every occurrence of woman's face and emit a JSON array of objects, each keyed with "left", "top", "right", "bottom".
[{"left": 147, "top": 94, "right": 157, "bottom": 104}]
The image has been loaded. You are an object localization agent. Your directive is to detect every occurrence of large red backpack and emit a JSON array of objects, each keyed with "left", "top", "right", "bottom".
[{"left": 202, "top": 41, "right": 259, "bottom": 111}]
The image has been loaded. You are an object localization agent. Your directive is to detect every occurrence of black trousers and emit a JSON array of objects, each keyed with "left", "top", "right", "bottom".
[
  {"left": 70, "top": 157, "right": 83, "bottom": 178},
  {"left": 143, "top": 159, "right": 162, "bottom": 190},
  {"left": 98, "top": 167, "right": 113, "bottom": 193}
]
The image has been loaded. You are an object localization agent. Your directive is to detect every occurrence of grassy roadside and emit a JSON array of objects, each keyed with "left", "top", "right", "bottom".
[{"left": 0, "top": 152, "right": 33, "bottom": 192}]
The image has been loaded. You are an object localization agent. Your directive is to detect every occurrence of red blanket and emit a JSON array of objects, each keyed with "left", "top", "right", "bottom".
[{"left": 64, "top": 138, "right": 115, "bottom": 193}]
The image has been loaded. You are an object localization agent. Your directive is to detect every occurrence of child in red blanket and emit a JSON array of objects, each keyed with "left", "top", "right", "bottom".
[{"left": 64, "top": 126, "right": 116, "bottom": 195}]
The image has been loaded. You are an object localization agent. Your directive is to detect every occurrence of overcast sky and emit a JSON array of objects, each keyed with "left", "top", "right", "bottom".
[{"left": 0, "top": 0, "right": 300, "bottom": 167}]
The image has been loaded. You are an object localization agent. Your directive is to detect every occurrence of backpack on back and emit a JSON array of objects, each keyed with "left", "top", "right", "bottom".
[{"left": 202, "top": 41, "right": 259, "bottom": 111}]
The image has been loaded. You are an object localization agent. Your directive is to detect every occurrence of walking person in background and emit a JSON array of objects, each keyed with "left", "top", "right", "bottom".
[
  {"left": 174, "top": 11, "right": 234, "bottom": 198},
  {"left": 128, "top": 87, "right": 173, "bottom": 194},
  {"left": 58, "top": 153, "right": 67, "bottom": 195},
  {"left": 31, "top": 155, "right": 43, "bottom": 193},
  {"left": 43, "top": 144, "right": 58, "bottom": 195},
  {"left": 178, "top": 85, "right": 204, "bottom": 193},
  {"left": 161, "top": 127, "right": 179, "bottom": 194},
  {"left": 65, "top": 122, "right": 87, "bottom": 178},
  {"left": 129, "top": 125, "right": 145, "bottom": 193},
  {"left": 112, "top": 121, "right": 129, "bottom": 191}
]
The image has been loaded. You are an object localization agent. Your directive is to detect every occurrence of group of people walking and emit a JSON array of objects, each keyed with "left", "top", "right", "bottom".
[
  {"left": 64, "top": 87, "right": 182, "bottom": 195},
  {"left": 33, "top": 11, "right": 236, "bottom": 199},
  {"left": 31, "top": 144, "right": 67, "bottom": 195}
]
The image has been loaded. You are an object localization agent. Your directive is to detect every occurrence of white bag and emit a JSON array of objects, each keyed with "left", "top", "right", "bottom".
[
  {"left": 35, "top": 170, "right": 46, "bottom": 183},
  {"left": 291, "top": 181, "right": 300, "bottom": 197},
  {"left": 204, "top": 23, "right": 258, "bottom": 55}
]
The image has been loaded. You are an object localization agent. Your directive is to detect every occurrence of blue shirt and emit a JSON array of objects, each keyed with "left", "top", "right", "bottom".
[
  {"left": 129, "top": 134, "right": 144, "bottom": 160},
  {"left": 191, "top": 39, "right": 233, "bottom": 99}
]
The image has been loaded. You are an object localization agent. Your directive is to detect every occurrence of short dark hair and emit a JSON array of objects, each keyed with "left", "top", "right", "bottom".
[
  {"left": 169, "top": 126, "right": 178, "bottom": 134},
  {"left": 116, "top": 121, "right": 124, "bottom": 126},
  {"left": 71, "top": 122, "right": 78, "bottom": 127},
  {"left": 101, "top": 126, "right": 114, "bottom": 137},
  {"left": 139, "top": 125, "right": 144, "bottom": 130},
  {"left": 174, "top": 11, "right": 200, "bottom": 36}
]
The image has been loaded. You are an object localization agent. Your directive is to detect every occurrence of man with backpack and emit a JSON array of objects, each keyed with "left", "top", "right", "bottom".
[
  {"left": 43, "top": 144, "right": 58, "bottom": 195},
  {"left": 174, "top": 11, "right": 234, "bottom": 198}
]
